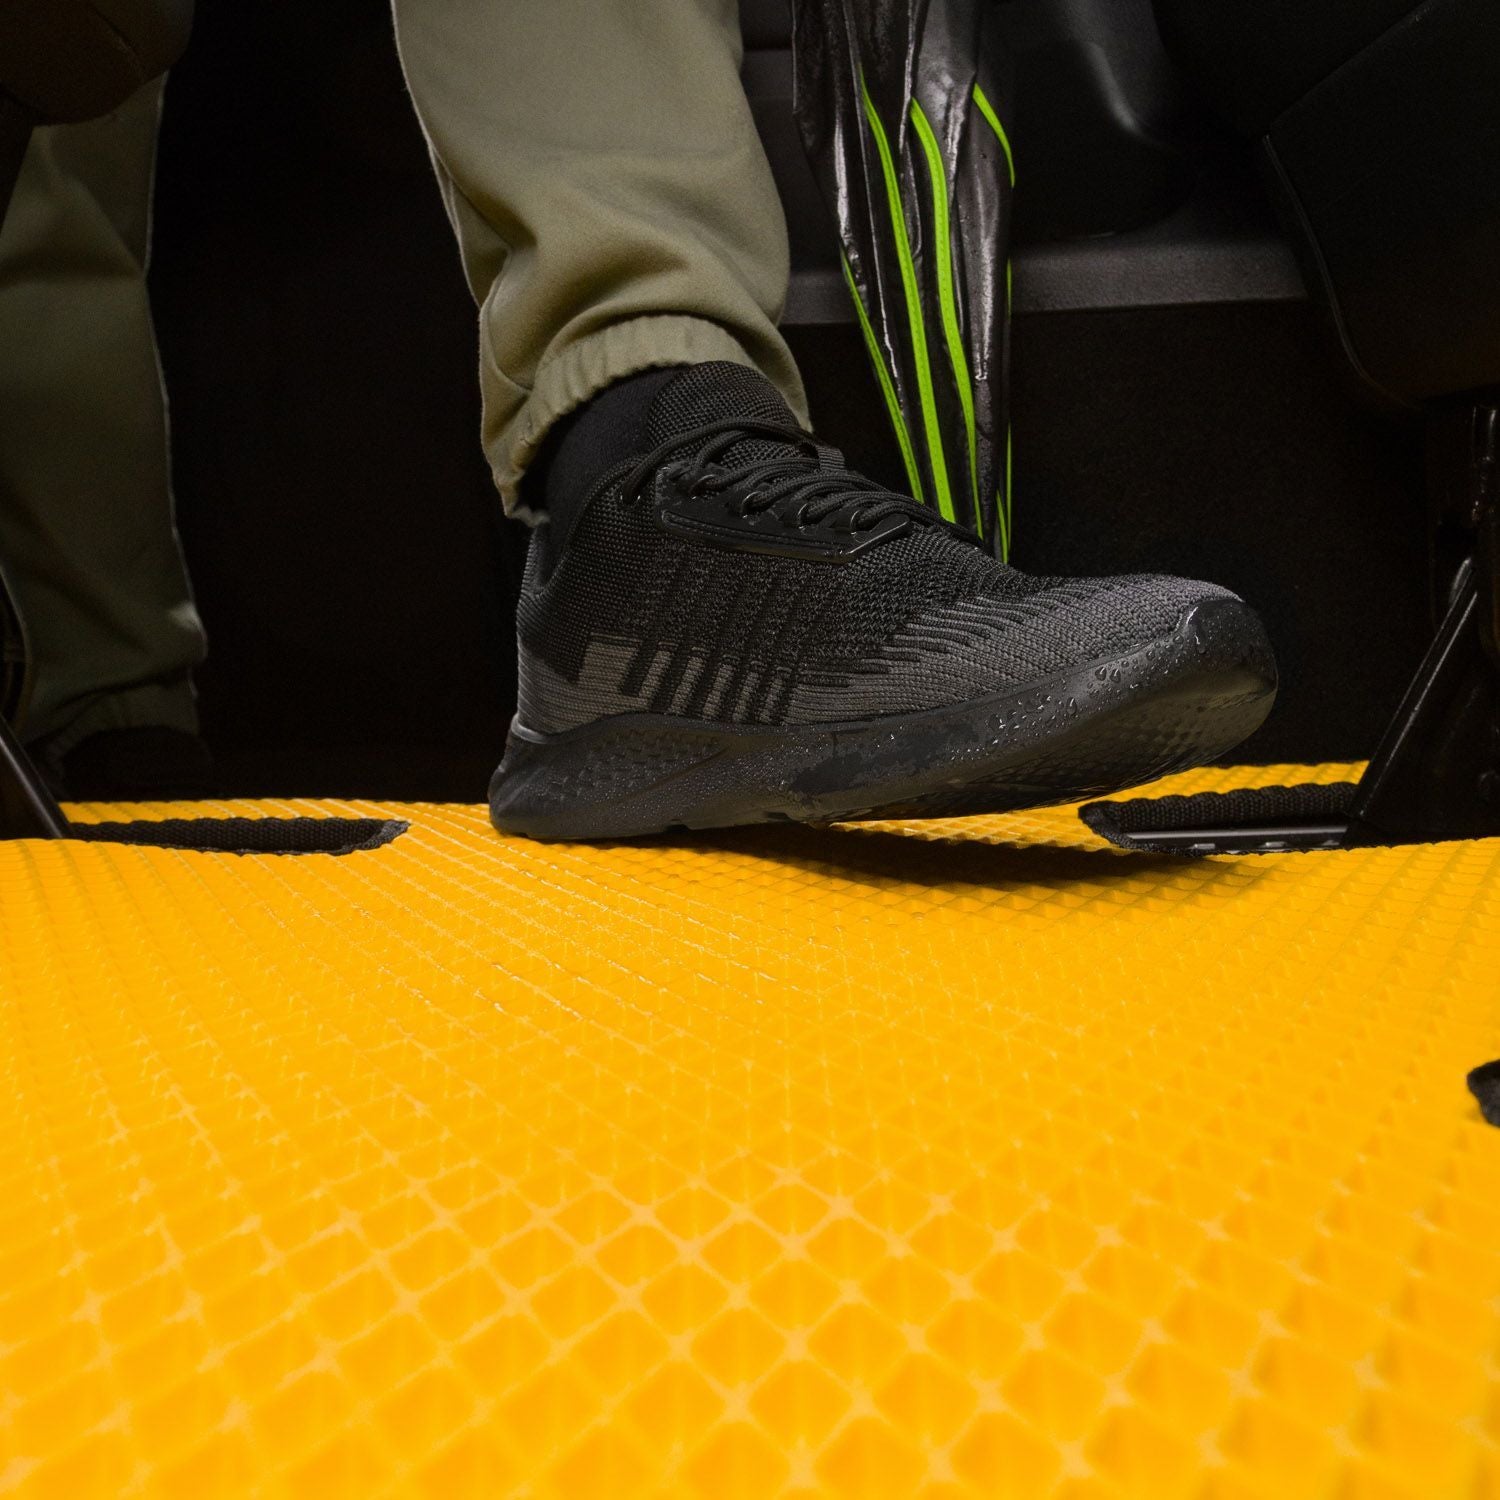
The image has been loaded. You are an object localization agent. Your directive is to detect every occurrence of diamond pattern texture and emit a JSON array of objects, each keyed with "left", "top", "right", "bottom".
[{"left": 2, "top": 763, "right": 1498, "bottom": 1497}]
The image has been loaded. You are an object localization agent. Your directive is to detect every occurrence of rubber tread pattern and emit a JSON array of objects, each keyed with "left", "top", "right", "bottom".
[{"left": 2, "top": 771, "right": 1498, "bottom": 1496}]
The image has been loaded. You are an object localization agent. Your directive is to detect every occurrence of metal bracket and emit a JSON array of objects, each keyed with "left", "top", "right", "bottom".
[
  {"left": 1086, "top": 393, "right": 1500, "bottom": 855},
  {"left": 0, "top": 711, "right": 69, "bottom": 839}
]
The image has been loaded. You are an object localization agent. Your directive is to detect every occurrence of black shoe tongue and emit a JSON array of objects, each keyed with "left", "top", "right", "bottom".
[{"left": 645, "top": 362, "right": 803, "bottom": 468}]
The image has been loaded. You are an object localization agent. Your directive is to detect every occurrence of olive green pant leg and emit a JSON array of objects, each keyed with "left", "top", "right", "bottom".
[
  {"left": 0, "top": 80, "right": 204, "bottom": 753},
  {"left": 390, "top": 0, "right": 807, "bottom": 515}
]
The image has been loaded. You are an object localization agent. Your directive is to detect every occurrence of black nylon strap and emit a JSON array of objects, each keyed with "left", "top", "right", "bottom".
[{"left": 68, "top": 817, "right": 408, "bottom": 856}]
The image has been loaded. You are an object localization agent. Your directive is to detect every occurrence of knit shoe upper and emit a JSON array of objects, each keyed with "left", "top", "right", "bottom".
[{"left": 516, "top": 363, "right": 1235, "bottom": 735}]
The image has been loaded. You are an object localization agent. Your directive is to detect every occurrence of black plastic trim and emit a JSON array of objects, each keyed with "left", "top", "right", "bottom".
[{"left": 783, "top": 188, "right": 1304, "bottom": 324}]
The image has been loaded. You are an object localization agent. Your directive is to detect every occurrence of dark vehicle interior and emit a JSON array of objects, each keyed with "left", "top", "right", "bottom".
[{"left": 12, "top": 0, "right": 1490, "bottom": 802}]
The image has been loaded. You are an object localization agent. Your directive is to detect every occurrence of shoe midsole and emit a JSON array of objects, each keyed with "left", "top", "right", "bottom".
[{"left": 489, "top": 599, "right": 1277, "bottom": 837}]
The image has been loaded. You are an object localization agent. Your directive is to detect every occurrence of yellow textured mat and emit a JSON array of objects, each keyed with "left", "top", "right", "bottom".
[{"left": 3, "top": 764, "right": 1498, "bottom": 1498}]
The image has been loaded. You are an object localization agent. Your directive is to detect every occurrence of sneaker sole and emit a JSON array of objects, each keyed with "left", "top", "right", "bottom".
[{"left": 489, "top": 597, "right": 1277, "bottom": 841}]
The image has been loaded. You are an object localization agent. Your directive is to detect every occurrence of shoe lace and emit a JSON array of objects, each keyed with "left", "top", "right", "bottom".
[{"left": 621, "top": 418, "right": 958, "bottom": 537}]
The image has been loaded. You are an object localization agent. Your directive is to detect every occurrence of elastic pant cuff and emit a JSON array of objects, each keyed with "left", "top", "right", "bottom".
[
  {"left": 493, "top": 315, "right": 808, "bottom": 518},
  {"left": 28, "top": 677, "right": 199, "bottom": 761}
]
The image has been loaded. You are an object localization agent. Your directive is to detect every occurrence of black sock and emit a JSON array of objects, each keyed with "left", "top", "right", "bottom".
[{"left": 523, "top": 366, "right": 685, "bottom": 562}]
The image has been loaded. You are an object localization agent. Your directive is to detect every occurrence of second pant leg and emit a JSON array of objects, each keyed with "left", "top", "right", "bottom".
[
  {"left": 391, "top": 0, "right": 807, "bottom": 514},
  {"left": 0, "top": 80, "right": 204, "bottom": 753}
]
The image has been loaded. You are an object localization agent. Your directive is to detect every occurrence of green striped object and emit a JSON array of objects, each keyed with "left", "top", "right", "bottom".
[{"left": 858, "top": 74, "right": 955, "bottom": 525}]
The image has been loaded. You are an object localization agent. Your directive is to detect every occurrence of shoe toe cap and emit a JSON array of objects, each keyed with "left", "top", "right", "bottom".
[{"left": 786, "top": 573, "right": 1248, "bottom": 722}]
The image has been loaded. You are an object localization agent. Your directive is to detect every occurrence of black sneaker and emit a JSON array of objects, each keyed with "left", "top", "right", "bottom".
[{"left": 491, "top": 363, "right": 1276, "bottom": 840}]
